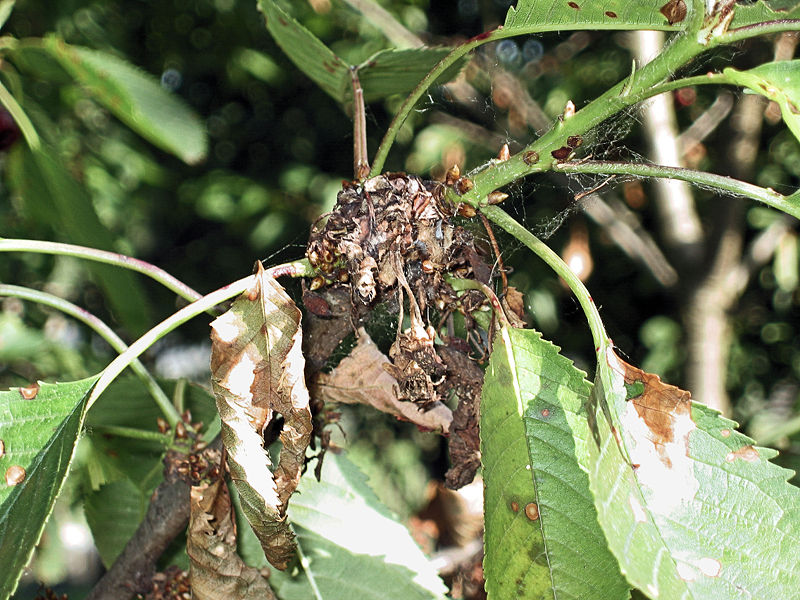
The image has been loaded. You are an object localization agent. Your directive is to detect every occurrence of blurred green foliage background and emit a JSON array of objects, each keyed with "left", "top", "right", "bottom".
[{"left": 2, "top": 0, "right": 800, "bottom": 595}]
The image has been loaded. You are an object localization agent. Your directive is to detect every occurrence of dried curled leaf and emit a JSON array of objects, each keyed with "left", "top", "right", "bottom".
[
  {"left": 188, "top": 480, "right": 276, "bottom": 600},
  {"left": 210, "top": 263, "right": 312, "bottom": 569},
  {"left": 313, "top": 329, "right": 452, "bottom": 433}
]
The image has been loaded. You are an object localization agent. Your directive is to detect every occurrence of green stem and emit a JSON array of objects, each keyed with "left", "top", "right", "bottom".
[
  {"left": 626, "top": 72, "right": 728, "bottom": 104},
  {"left": 88, "top": 424, "right": 173, "bottom": 445},
  {"left": 458, "top": 32, "right": 707, "bottom": 204},
  {"left": 370, "top": 27, "right": 508, "bottom": 175},
  {"left": 86, "top": 259, "right": 313, "bottom": 412},
  {"left": 479, "top": 205, "right": 609, "bottom": 351},
  {"left": 0, "top": 78, "right": 39, "bottom": 149},
  {"left": 714, "top": 19, "right": 800, "bottom": 46},
  {"left": 0, "top": 238, "right": 204, "bottom": 305},
  {"left": 554, "top": 160, "right": 799, "bottom": 218},
  {"left": 0, "top": 283, "right": 182, "bottom": 427}
]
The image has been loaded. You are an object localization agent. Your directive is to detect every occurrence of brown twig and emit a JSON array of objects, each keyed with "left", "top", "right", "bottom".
[
  {"left": 86, "top": 466, "right": 192, "bottom": 600},
  {"left": 478, "top": 213, "right": 508, "bottom": 297}
]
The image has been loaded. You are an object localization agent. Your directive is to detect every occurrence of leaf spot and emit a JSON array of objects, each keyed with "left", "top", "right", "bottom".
[
  {"left": 5, "top": 465, "right": 25, "bottom": 486},
  {"left": 675, "top": 554, "right": 722, "bottom": 581},
  {"left": 628, "top": 494, "right": 647, "bottom": 523},
  {"left": 0, "top": 439, "right": 4, "bottom": 458},
  {"left": 567, "top": 1, "right": 580, "bottom": 9},
  {"left": 540, "top": 408, "right": 550, "bottom": 418},
  {"left": 605, "top": 10, "right": 618, "bottom": 18},
  {"left": 698, "top": 557, "right": 722, "bottom": 577},
  {"left": 725, "top": 444, "right": 759, "bottom": 463},
  {"left": 510, "top": 501, "right": 519, "bottom": 512},
  {"left": 19, "top": 382, "right": 40, "bottom": 400},
  {"left": 524, "top": 503, "right": 539, "bottom": 521},
  {"left": 720, "top": 428, "right": 731, "bottom": 437},
  {"left": 659, "top": 0, "right": 687, "bottom": 25}
]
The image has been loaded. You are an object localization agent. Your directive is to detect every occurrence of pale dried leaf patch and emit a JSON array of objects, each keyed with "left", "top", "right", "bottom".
[{"left": 607, "top": 348, "right": 699, "bottom": 516}]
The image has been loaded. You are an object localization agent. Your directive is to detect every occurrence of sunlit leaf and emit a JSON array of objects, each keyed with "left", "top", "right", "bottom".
[
  {"left": 41, "top": 37, "right": 207, "bottom": 164},
  {"left": 481, "top": 326, "right": 629, "bottom": 599},
  {"left": 267, "top": 452, "right": 448, "bottom": 600},
  {"left": 188, "top": 479, "right": 276, "bottom": 600},
  {"left": 504, "top": 0, "right": 698, "bottom": 32},
  {"left": 723, "top": 61, "right": 800, "bottom": 144},
  {"left": 0, "top": 377, "right": 98, "bottom": 599},
  {"left": 589, "top": 345, "right": 800, "bottom": 598},
  {"left": 210, "top": 263, "right": 312, "bottom": 570}
]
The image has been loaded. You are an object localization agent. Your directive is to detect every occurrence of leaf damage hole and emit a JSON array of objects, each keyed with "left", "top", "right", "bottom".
[
  {"left": 19, "top": 382, "right": 40, "bottom": 400},
  {"left": 5, "top": 465, "right": 25, "bottom": 486}
]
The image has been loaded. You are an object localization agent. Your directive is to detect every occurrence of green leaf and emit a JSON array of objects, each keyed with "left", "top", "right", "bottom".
[
  {"left": 83, "top": 477, "right": 149, "bottom": 568},
  {"left": 256, "top": 0, "right": 461, "bottom": 104},
  {"left": 6, "top": 144, "right": 152, "bottom": 335},
  {"left": 256, "top": 0, "right": 349, "bottom": 101},
  {"left": 728, "top": 0, "right": 800, "bottom": 30},
  {"left": 82, "top": 377, "right": 217, "bottom": 566},
  {"left": 589, "top": 345, "right": 800, "bottom": 599},
  {"left": 481, "top": 326, "right": 629, "bottom": 599},
  {"left": 0, "top": 377, "right": 98, "bottom": 599},
  {"left": 41, "top": 37, "right": 207, "bottom": 165},
  {"left": 723, "top": 61, "right": 800, "bottom": 143},
  {"left": 504, "top": 0, "right": 697, "bottom": 32},
  {"left": 357, "top": 48, "right": 465, "bottom": 103},
  {"left": 268, "top": 452, "right": 448, "bottom": 600}
]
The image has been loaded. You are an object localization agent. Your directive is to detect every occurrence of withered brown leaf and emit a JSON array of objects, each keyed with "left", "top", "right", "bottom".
[
  {"left": 210, "top": 263, "right": 313, "bottom": 569},
  {"left": 187, "top": 480, "right": 276, "bottom": 600},
  {"left": 313, "top": 328, "right": 452, "bottom": 433}
]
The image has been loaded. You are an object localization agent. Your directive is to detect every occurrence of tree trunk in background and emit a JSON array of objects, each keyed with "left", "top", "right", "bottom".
[{"left": 633, "top": 32, "right": 767, "bottom": 416}]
